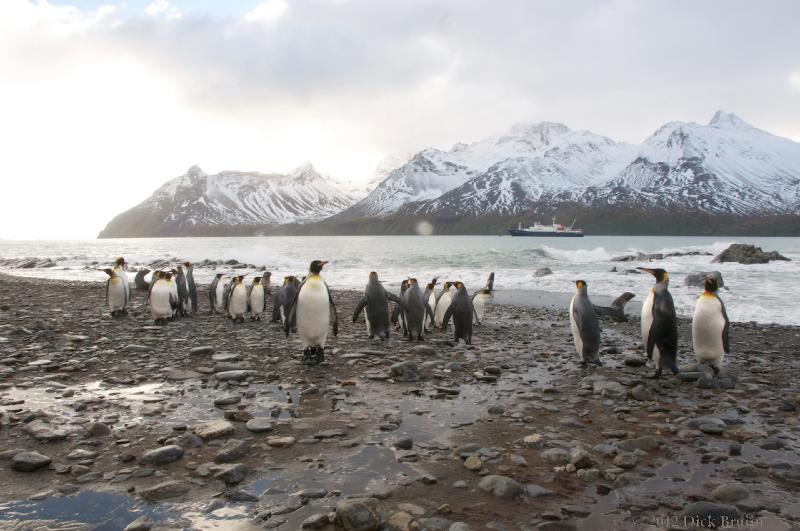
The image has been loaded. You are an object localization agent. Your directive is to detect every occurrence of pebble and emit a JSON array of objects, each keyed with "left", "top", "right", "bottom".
[{"left": 11, "top": 451, "right": 51, "bottom": 472}]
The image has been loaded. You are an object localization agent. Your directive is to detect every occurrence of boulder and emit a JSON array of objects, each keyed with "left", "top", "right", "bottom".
[
  {"left": 191, "top": 420, "right": 235, "bottom": 440},
  {"left": 335, "top": 497, "right": 383, "bottom": 531},
  {"left": 11, "top": 451, "right": 51, "bottom": 472},
  {"left": 138, "top": 480, "right": 190, "bottom": 501},
  {"left": 477, "top": 475, "right": 523, "bottom": 499},
  {"left": 684, "top": 271, "right": 725, "bottom": 289},
  {"left": 534, "top": 267, "right": 553, "bottom": 277},
  {"left": 712, "top": 243, "right": 790, "bottom": 264},
  {"left": 141, "top": 445, "right": 184, "bottom": 465}
]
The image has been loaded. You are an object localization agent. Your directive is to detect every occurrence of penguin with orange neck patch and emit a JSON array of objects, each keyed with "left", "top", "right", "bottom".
[
  {"left": 638, "top": 267, "right": 679, "bottom": 378},
  {"left": 286, "top": 260, "right": 338, "bottom": 365},
  {"left": 692, "top": 276, "right": 729, "bottom": 375},
  {"left": 101, "top": 268, "right": 129, "bottom": 317},
  {"left": 442, "top": 281, "right": 476, "bottom": 345}
]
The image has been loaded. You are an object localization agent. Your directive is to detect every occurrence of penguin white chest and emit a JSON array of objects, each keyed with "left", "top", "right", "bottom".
[
  {"left": 427, "top": 293, "right": 436, "bottom": 320},
  {"left": 692, "top": 295, "right": 725, "bottom": 367},
  {"left": 473, "top": 293, "right": 490, "bottom": 322},
  {"left": 107, "top": 277, "right": 127, "bottom": 311},
  {"left": 435, "top": 292, "right": 451, "bottom": 326},
  {"left": 229, "top": 285, "right": 248, "bottom": 317},
  {"left": 297, "top": 278, "right": 330, "bottom": 347},
  {"left": 569, "top": 296, "right": 583, "bottom": 357},
  {"left": 250, "top": 285, "right": 265, "bottom": 315},
  {"left": 214, "top": 283, "right": 226, "bottom": 311},
  {"left": 150, "top": 281, "right": 172, "bottom": 319},
  {"left": 641, "top": 289, "right": 659, "bottom": 363}
]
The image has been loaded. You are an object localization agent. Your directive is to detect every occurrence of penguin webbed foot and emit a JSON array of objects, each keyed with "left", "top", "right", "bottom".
[{"left": 711, "top": 365, "right": 720, "bottom": 376}]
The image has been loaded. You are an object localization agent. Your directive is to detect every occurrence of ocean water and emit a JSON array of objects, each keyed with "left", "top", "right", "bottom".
[{"left": 1, "top": 235, "right": 798, "bottom": 325}]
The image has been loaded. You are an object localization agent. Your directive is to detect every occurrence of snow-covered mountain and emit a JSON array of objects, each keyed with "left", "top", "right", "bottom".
[
  {"left": 393, "top": 112, "right": 800, "bottom": 218},
  {"left": 98, "top": 163, "right": 357, "bottom": 237}
]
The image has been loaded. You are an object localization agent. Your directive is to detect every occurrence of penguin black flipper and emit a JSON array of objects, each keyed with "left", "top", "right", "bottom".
[
  {"left": 649, "top": 291, "right": 678, "bottom": 364},
  {"left": 326, "top": 283, "right": 338, "bottom": 336},
  {"left": 442, "top": 303, "right": 454, "bottom": 331},
  {"left": 485, "top": 272, "right": 495, "bottom": 291},
  {"left": 719, "top": 295, "right": 731, "bottom": 354},
  {"left": 425, "top": 302, "right": 434, "bottom": 323},
  {"left": 272, "top": 290, "right": 284, "bottom": 322},
  {"left": 353, "top": 297, "right": 367, "bottom": 322},
  {"left": 284, "top": 278, "right": 307, "bottom": 335},
  {"left": 386, "top": 291, "right": 404, "bottom": 309},
  {"left": 223, "top": 284, "right": 231, "bottom": 311}
]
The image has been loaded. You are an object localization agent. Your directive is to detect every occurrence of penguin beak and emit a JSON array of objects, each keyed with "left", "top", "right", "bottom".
[{"left": 636, "top": 267, "right": 655, "bottom": 276}]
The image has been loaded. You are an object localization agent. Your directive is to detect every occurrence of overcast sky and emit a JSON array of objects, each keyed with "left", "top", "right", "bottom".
[{"left": 1, "top": 0, "right": 799, "bottom": 239}]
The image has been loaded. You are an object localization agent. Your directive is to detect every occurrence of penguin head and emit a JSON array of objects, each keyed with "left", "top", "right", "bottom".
[
  {"left": 408, "top": 278, "right": 418, "bottom": 285},
  {"left": 263, "top": 272, "right": 272, "bottom": 280},
  {"left": 369, "top": 271, "right": 379, "bottom": 280},
  {"left": 637, "top": 267, "right": 669, "bottom": 284},
  {"left": 253, "top": 276, "right": 262, "bottom": 284},
  {"left": 454, "top": 281, "right": 465, "bottom": 291},
  {"left": 575, "top": 279, "right": 588, "bottom": 292},
  {"left": 309, "top": 260, "right": 328, "bottom": 275},
  {"left": 115, "top": 257, "right": 125, "bottom": 267},
  {"left": 703, "top": 276, "right": 719, "bottom": 293},
  {"left": 164, "top": 272, "right": 173, "bottom": 280},
  {"left": 443, "top": 281, "right": 452, "bottom": 290},
  {"left": 215, "top": 273, "right": 224, "bottom": 279},
  {"left": 183, "top": 261, "right": 192, "bottom": 268},
  {"left": 170, "top": 268, "right": 178, "bottom": 275}
]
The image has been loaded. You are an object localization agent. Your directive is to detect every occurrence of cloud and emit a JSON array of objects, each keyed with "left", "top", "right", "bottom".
[{"left": 0, "top": 0, "right": 799, "bottom": 238}]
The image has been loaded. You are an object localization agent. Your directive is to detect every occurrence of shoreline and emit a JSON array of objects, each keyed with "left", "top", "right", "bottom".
[{"left": 1, "top": 274, "right": 799, "bottom": 530}]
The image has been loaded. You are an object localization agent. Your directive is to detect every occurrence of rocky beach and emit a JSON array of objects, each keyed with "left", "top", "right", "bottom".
[{"left": 0, "top": 273, "right": 799, "bottom": 531}]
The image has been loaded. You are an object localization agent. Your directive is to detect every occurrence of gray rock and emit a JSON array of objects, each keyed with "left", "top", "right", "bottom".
[
  {"left": 389, "top": 361, "right": 419, "bottom": 382},
  {"left": 123, "top": 516, "right": 153, "bottom": 531},
  {"left": 245, "top": 418, "right": 273, "bottom": 433},
  {"left": 138, "top": 480, "right": 191, "bottom": 501},
  {"left": 684, "top": 271, "right": 725, "bottom": 289},
  {"left": 190, "top": 346, "right": 215, "bottom": 355},
  {"left": 623, "top": 354, "right": 645, "bottom": 367},
  {"left": 477, "top": 475, "right": 523, "bottom": 499},
  {"left": 141, "top": 445, "right": 183, "bottom": 465},
  {"left": 394, "top": 436, "right": 413, "bottom": 450},
  {"left": 84, "top": 422, "right": 111, "bottom": 437},
  {"left": 712, "top": 483, "right": 749, "bottom": 503},
  {"left": 335, "top": 497, "right": 383, "bottom": 531},
  {"left": 213, "top": 394, "right": 241, "bottom": 407},
  {"left": 541, "top": 448, "right": 570, "bottom": 465},
  {"left": 301, "top": 513, "right": 330, "bottom": 529},
  {"left": 215, "top": 439, "right": 249, "bottom": 463},
  {"left": 191, "top": 420, "right": 235, "bottom": 440},
  {"left": 174, "top": 432, "right": 204, "bottom": 448},
  {"left": 215, "top": 370, "right": 256, "bottom": 381},
  {"left": 165, "top": 369, "right": 200, "bottom": 381},
  {"left": 11, "top": 451, "right": 51, "bottom": 472},
  {"left": 569, "top": 448, "right": 594, "bottom": 469},
  {"left": 617, "top": 436, "right": 661, "bottom": 452},
  {"left": 212, "top": 463, "right": 248, "bottom": 485},
  {"left": 712, "top": 244, "right": 789, "bottom": 264},
  {"left": 630, "top": 384, "right": 654, "bottom": 401},
  {"left": 22, "top": 420, "right": 69, "bottom": 442},
  {"left": 679, "top": 501, "right": 740, "bottom": 528},
  {"left": 613, "top": 452, "right": 639, "bottom": 469},
  {"left": 534, "top": 267, "right": 553, "bottom": 277},
  {"left": 525, "top": 484, "right": 555, "bottom": 498}
]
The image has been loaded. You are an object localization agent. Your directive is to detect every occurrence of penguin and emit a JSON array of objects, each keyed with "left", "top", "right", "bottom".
[
  {"left": 442, "top": 281, "right": 476, "bottom": 345},
  {"left": 638, "top": 267, "right": 679, "bottom": 378},
  {"left": 175, "top": 265, "right": 190, "bottom": 316},
  {"left": 228, "top": 275, "right": 249, "bottom": 323},
  {"left": 168, "top": 269, "right": 181, "bottom": 318},
  {"left": 249, "top": 276, "right": 267, "bottom": 321},
  {"left": 691, "top": 276, "right": 729, "bottom": 375},
  {"left": 593, "top": 292, "right": 635, "bottom": 322},
  {"left": 472, "top": 272, "right": 495, "bottom": 325},
  {"left": 101, "top": 268, "right": 129, "bottom": 317},
  {"left": 391, "top": 279, "right": 410, "bottom": 335},
  {"left": 149, "top": 271, "right": 175, "bottom": 325},
  {"left": 400, "top": 278, "right": 434, "bottom": 341},
  {"left": 434, "top": 281, "right": 454, "bottom": 328},
  {"left": 273, "top": 276, "right": 300, "bottom": 330},
  {"left": 352, "top": 271, "right": 404, "bottom": 340},
  {"left": 422, "top": 276, "right": 439, "bottom": 329},
  {"left": 261, "top": 271, "right": 272, "bottom": 297},
  {"left": 134, "top": 269, "right": 151, "bottom": 292},
  {"left": 208, "top": 273, "right": 226, "bottom": 314},
  {"left": 113, "top": 257, "right": 131, "bottom": 304},
  {"left": 286, "top": 260, "right": 338, "bottom": 365},
  {"left": 569, "top": 280, "right": 602, "bottom": 366},
  {"left": 184, "top": 262, "right": 198, "bottom": 313}
]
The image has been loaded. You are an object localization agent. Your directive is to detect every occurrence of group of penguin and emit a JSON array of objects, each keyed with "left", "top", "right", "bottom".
[
  {"left": 570, "top": 267, "right": 730, "bottom": 378},
  {"left": 103, "top": 257, "right": 730, "bottom": 374}
]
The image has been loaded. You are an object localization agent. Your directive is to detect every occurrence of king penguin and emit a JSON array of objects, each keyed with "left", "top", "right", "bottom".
[
  {"left": 102, "top": 268, "right": 129, "bottom": 317},
  {"left": 569, "top": 280, "right": 602, "bottom": 366},
  {"left": 442, "top": 281, "right": 476, "bottom": 345},
  {"left": 273, "top": 276, "right": 300, "bottom": 330},
  {"left": 286, "top": 260, "right": 338, "bottom": 365},
  {"left": 472, "top": 272, "right": 495, "bottom": 325},
  {"left": 209, "top": 273, "right": 226, "bottom": 314},
  {"left": 400, "top": 278, "right": 434, "bottom": 341},
  {"left": 434, "top": 281, "right": 454, "bottom": 328},
  {"left": 184, "top": 262, "right": 198, "bottom": 314},
  {"left": 134, "top": 269, "right": 151, "bottom": 292},
  {"left": 249, "top": 276, "right": 267, "bottom": 321},
  {"left": 638, "top": 267, "right": 679, "bottom": 378},
  {"left": 228, "top": 275, "right": 249, "bottom": 323},
  {"left": 423, "top": 276, "right": 439, "bottom": 329},
  {"left": 149, "top": 271, "right": 175, "bottom": 325},
  {"left": 175, "top": 265, "right": 190, "bottom": 316},
  {"left": 353, "top": 271, "right": 404, "bottom": 340},
  {"left": 113, "top": 257, "right": 131, "bottom": 304},
  {"left": 391, "top": 279, "right": 410, "bottom": 335},
  {"left": 691, "top": 276, "right": 729, "bottom": 375},
  {"left": 168, "top": 269, "right": 180, "bottom": 318}
]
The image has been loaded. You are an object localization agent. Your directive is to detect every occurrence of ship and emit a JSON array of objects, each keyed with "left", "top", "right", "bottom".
[{"left": 508, "top": 217, "right": 584, "bottom": 237}]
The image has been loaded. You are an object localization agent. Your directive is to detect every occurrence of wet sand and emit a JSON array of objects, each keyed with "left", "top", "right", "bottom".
[{"left": 0, "top": 274, "right": 799, "bottom": 531}]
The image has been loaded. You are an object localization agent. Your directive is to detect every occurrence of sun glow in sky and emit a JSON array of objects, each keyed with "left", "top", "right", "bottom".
[{"left": 1, "top": 0, "right": 799, "bottom": 239}]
